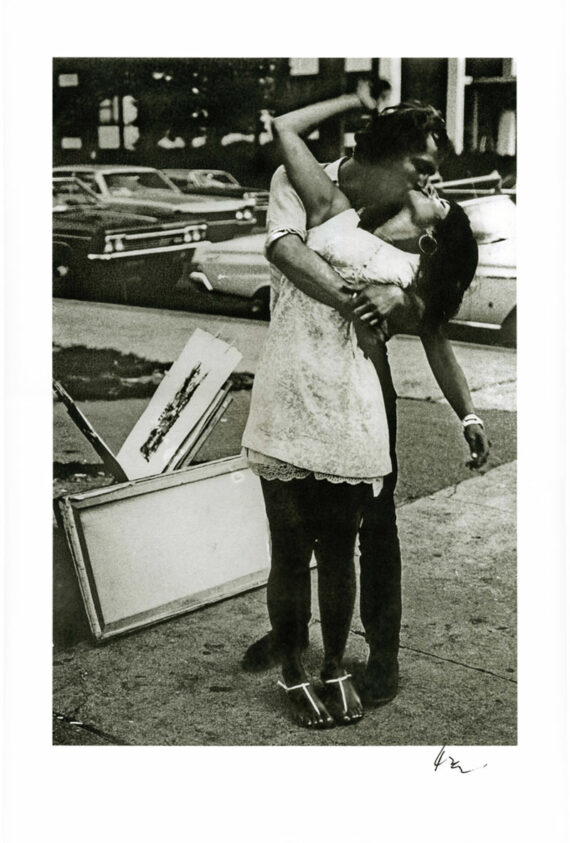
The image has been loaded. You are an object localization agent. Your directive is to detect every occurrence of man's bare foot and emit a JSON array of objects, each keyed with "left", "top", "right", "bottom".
[
  {"left": 278, "top": 679, "right": 335, "bottom": 729},
  {"left": 321, "top": 671, "right": 363, "bottom": 725}
]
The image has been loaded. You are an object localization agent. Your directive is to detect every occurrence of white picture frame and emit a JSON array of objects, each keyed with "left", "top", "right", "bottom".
[{"left": 57, "top": 456, "right": 270, "bottom": 641}]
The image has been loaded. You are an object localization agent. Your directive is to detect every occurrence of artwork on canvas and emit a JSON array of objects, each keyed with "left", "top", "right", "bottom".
[{"left": 116, "top": 328, "right": 241, "bottom": 478}]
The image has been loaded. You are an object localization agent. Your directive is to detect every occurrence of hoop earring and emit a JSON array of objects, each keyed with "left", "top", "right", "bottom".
[{"left": 419, "top": 232, "right": 438, "bottom": 256}]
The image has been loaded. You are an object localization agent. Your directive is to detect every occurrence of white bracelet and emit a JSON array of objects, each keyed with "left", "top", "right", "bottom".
[{"left": 462, "top": 414, "right": 484, "bottom": 429}]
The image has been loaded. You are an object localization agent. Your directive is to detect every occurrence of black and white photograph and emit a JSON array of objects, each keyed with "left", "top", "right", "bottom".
[
  {"left": 3, "top": 4, "right": 567, "bottom": 842},
  {"left": 51, "top": 54, "right": 519, "bottom": 744}
]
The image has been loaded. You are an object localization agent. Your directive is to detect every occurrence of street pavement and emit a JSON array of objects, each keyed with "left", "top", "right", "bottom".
[{"left": 52, "top": 298, "right": 517, "bottom": 746}]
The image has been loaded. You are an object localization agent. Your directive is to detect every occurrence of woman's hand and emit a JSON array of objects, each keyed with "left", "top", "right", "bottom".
[{"left": 463, "top": 423, "right": 490, "bottom": 470}]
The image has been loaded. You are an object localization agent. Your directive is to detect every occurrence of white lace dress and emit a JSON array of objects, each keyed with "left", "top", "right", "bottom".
[{"left": 242, "top": 208, "right": 419, "bottom": 488}]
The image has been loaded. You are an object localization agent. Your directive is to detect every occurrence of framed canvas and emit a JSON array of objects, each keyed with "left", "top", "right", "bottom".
[
  {"left": 57, "top": 455, "right": 270, "bottom": 641},
  {"left": 116, "top": 328, "right": 242, "bottom": 479}
]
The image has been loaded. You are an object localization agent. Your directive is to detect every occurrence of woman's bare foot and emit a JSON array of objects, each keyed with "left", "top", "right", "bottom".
[
  {"left": 278, "top": 679, "right": 335, "bottom": 729},
  {"left": 321, "top": 670, "right": 363, "bottom": 725}
]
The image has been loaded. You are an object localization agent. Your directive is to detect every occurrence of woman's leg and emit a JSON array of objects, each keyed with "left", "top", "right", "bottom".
[
  {"left": 314, "top": 480, "right": 368, "bottom": 723},
  {"left": 260, "top": 477, "right": 333, "bottom": 728}
]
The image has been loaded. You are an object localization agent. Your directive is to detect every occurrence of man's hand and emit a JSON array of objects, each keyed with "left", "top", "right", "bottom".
[
  {"left": 351, "top": 284, "right": 408, "bottom": 326},
  {"left": 463, "top": 423, "right": 490, "bottom": 470},
  {"left": 351, "top": 284, "right": 422, "bottom": 333}
]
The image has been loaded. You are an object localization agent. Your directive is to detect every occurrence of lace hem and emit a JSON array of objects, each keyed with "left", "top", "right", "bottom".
[{"left": 248, "top": 461, "right": 383, "bottom": 486}]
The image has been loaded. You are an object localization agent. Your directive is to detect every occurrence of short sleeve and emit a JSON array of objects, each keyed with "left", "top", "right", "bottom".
[{"left": 264, "top": 165, "right": 308, "bottom": 258}]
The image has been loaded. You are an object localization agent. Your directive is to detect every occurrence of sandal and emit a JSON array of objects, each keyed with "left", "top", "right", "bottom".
[
  {"left": 277, "top": 679, "right": 335, "bottom": 729},
  {"left": 322, "top": 673, "right": 363, "bottom": 725}
]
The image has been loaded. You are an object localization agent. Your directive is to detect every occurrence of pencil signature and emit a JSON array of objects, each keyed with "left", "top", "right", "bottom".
[{"left": 434, "top": 746, "right": 488, "bottom": 774}]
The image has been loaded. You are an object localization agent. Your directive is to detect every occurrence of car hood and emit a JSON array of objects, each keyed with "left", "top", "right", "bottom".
[
  {"left": 108, "top": 193, "right": 248, "bottom": 214},
  {"left": 53, "top": 206, "right": 161, "bottom": 229}
]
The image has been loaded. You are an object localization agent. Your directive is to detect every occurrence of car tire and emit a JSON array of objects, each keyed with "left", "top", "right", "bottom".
[
  {"left": 500, "top": 308, "right": 516, "bottom": 347},
  {"left": 251, "top": 288, "right": 270, "bottom": 320}
]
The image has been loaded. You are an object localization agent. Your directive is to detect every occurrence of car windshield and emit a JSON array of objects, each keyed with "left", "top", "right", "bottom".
[
  {"left": 104, "top": 170, "right": 179, "bottom": 196},
  {"left": 53, "top": 179, "right": 100, "bottom": 209},
  {"left": 197, "top": 171, "right": 239, "bottom": 187},
  {"left": 461, "top": 195, "right": 516, "bottom": 244}
]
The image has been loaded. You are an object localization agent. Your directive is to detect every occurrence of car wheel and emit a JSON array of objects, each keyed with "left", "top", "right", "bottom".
[
  {"left": 251, "top": 288, "right": 270, "bottom": 320},
  {"left": 500, "top": 308, "right": 516, "bottom": 347}
]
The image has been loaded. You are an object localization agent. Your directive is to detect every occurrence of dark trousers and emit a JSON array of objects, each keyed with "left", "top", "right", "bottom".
[{"left": 358, "top": 340, "right": 402, "bottom": 661}]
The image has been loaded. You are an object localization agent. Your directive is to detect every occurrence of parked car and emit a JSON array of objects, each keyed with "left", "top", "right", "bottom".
[
  {"left": 188, "top": 194, "right": 517, "bottom": 344},
  {"left": 53, "top": 177, "right": 208, "bottom": 300},
  {"left": 436, "top": 171, "right": 516, "bottom": 203},
  {"left": 164, "top": 168, "right": 269, "bottom": 226},
  {"left": 188, "top": 232, "right": 270, "bottom": 317},
  {"left": 453, "top": 194, "right": 516, "bottom": 344},
  {"left": 52, "top": 165, "right": 257, "bottom": 242}
]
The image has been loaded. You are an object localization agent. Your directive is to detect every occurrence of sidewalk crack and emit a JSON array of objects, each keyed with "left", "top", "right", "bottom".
[
  {"left": 349, "top": 630, "right": 516, "bottom": 683},
  {"left": 399, "top": 644, "right": 517, "bottom": 683},
  {"left": 53, "top": 712, "right": 131, "bottom": 745}
]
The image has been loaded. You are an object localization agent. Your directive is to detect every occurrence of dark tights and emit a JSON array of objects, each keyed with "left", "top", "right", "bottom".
[{"left": 260, "top": 475, "right": 368, "bottom": 685}]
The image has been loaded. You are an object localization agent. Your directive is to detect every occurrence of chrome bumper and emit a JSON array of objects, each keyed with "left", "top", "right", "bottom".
[{"left": 88, "top": 241, "right": 211, "bottom": 261}]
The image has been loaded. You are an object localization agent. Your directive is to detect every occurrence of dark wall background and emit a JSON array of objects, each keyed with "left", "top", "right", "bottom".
[{"left": 53, "top": 57, "right": 516, "bottom": 187}]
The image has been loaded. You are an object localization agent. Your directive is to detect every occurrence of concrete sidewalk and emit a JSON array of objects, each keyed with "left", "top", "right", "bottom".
[
  {"left": 53, "top": 461, "right": 516, "bottom": 747},
  {"left": 52, "top": 298, "right": 517, "bottom": 411}
]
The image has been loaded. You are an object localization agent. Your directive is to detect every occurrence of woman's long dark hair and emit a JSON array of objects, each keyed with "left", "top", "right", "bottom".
[{"left": 416, "top": 201, "right": 478, "bottom": 329}]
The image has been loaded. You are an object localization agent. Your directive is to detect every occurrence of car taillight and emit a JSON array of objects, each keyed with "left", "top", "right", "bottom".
[
  {"left": 184, "top": 225, "right": 207, "bottom": 242},
  {"left": 104, "top": 234, "right": 125, "bottom": 253}
]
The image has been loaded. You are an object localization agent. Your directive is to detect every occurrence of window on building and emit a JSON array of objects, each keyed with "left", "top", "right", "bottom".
[
  {"left": 97, "top": 94, "right": 139, "bottom": 151},
  {"left": 289, "top": 58, "right": 319, "bottom": 76}
]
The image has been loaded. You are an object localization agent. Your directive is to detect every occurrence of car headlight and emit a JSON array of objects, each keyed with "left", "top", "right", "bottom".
[
  {"left": 243, "top": 209, "right": 253, "bottom": 220},
  {"left": 236, "top": 210, "right": 244, "bottom": 220}
]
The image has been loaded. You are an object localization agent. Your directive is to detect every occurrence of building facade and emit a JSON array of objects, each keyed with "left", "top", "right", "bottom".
[{"left": 53, "top": 57, "right": 516, "bottom": 185}]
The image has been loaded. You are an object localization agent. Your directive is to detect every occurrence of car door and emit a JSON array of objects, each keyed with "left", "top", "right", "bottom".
[{"left": 456, "top": 196, "right": 516, "bottom": 328}]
